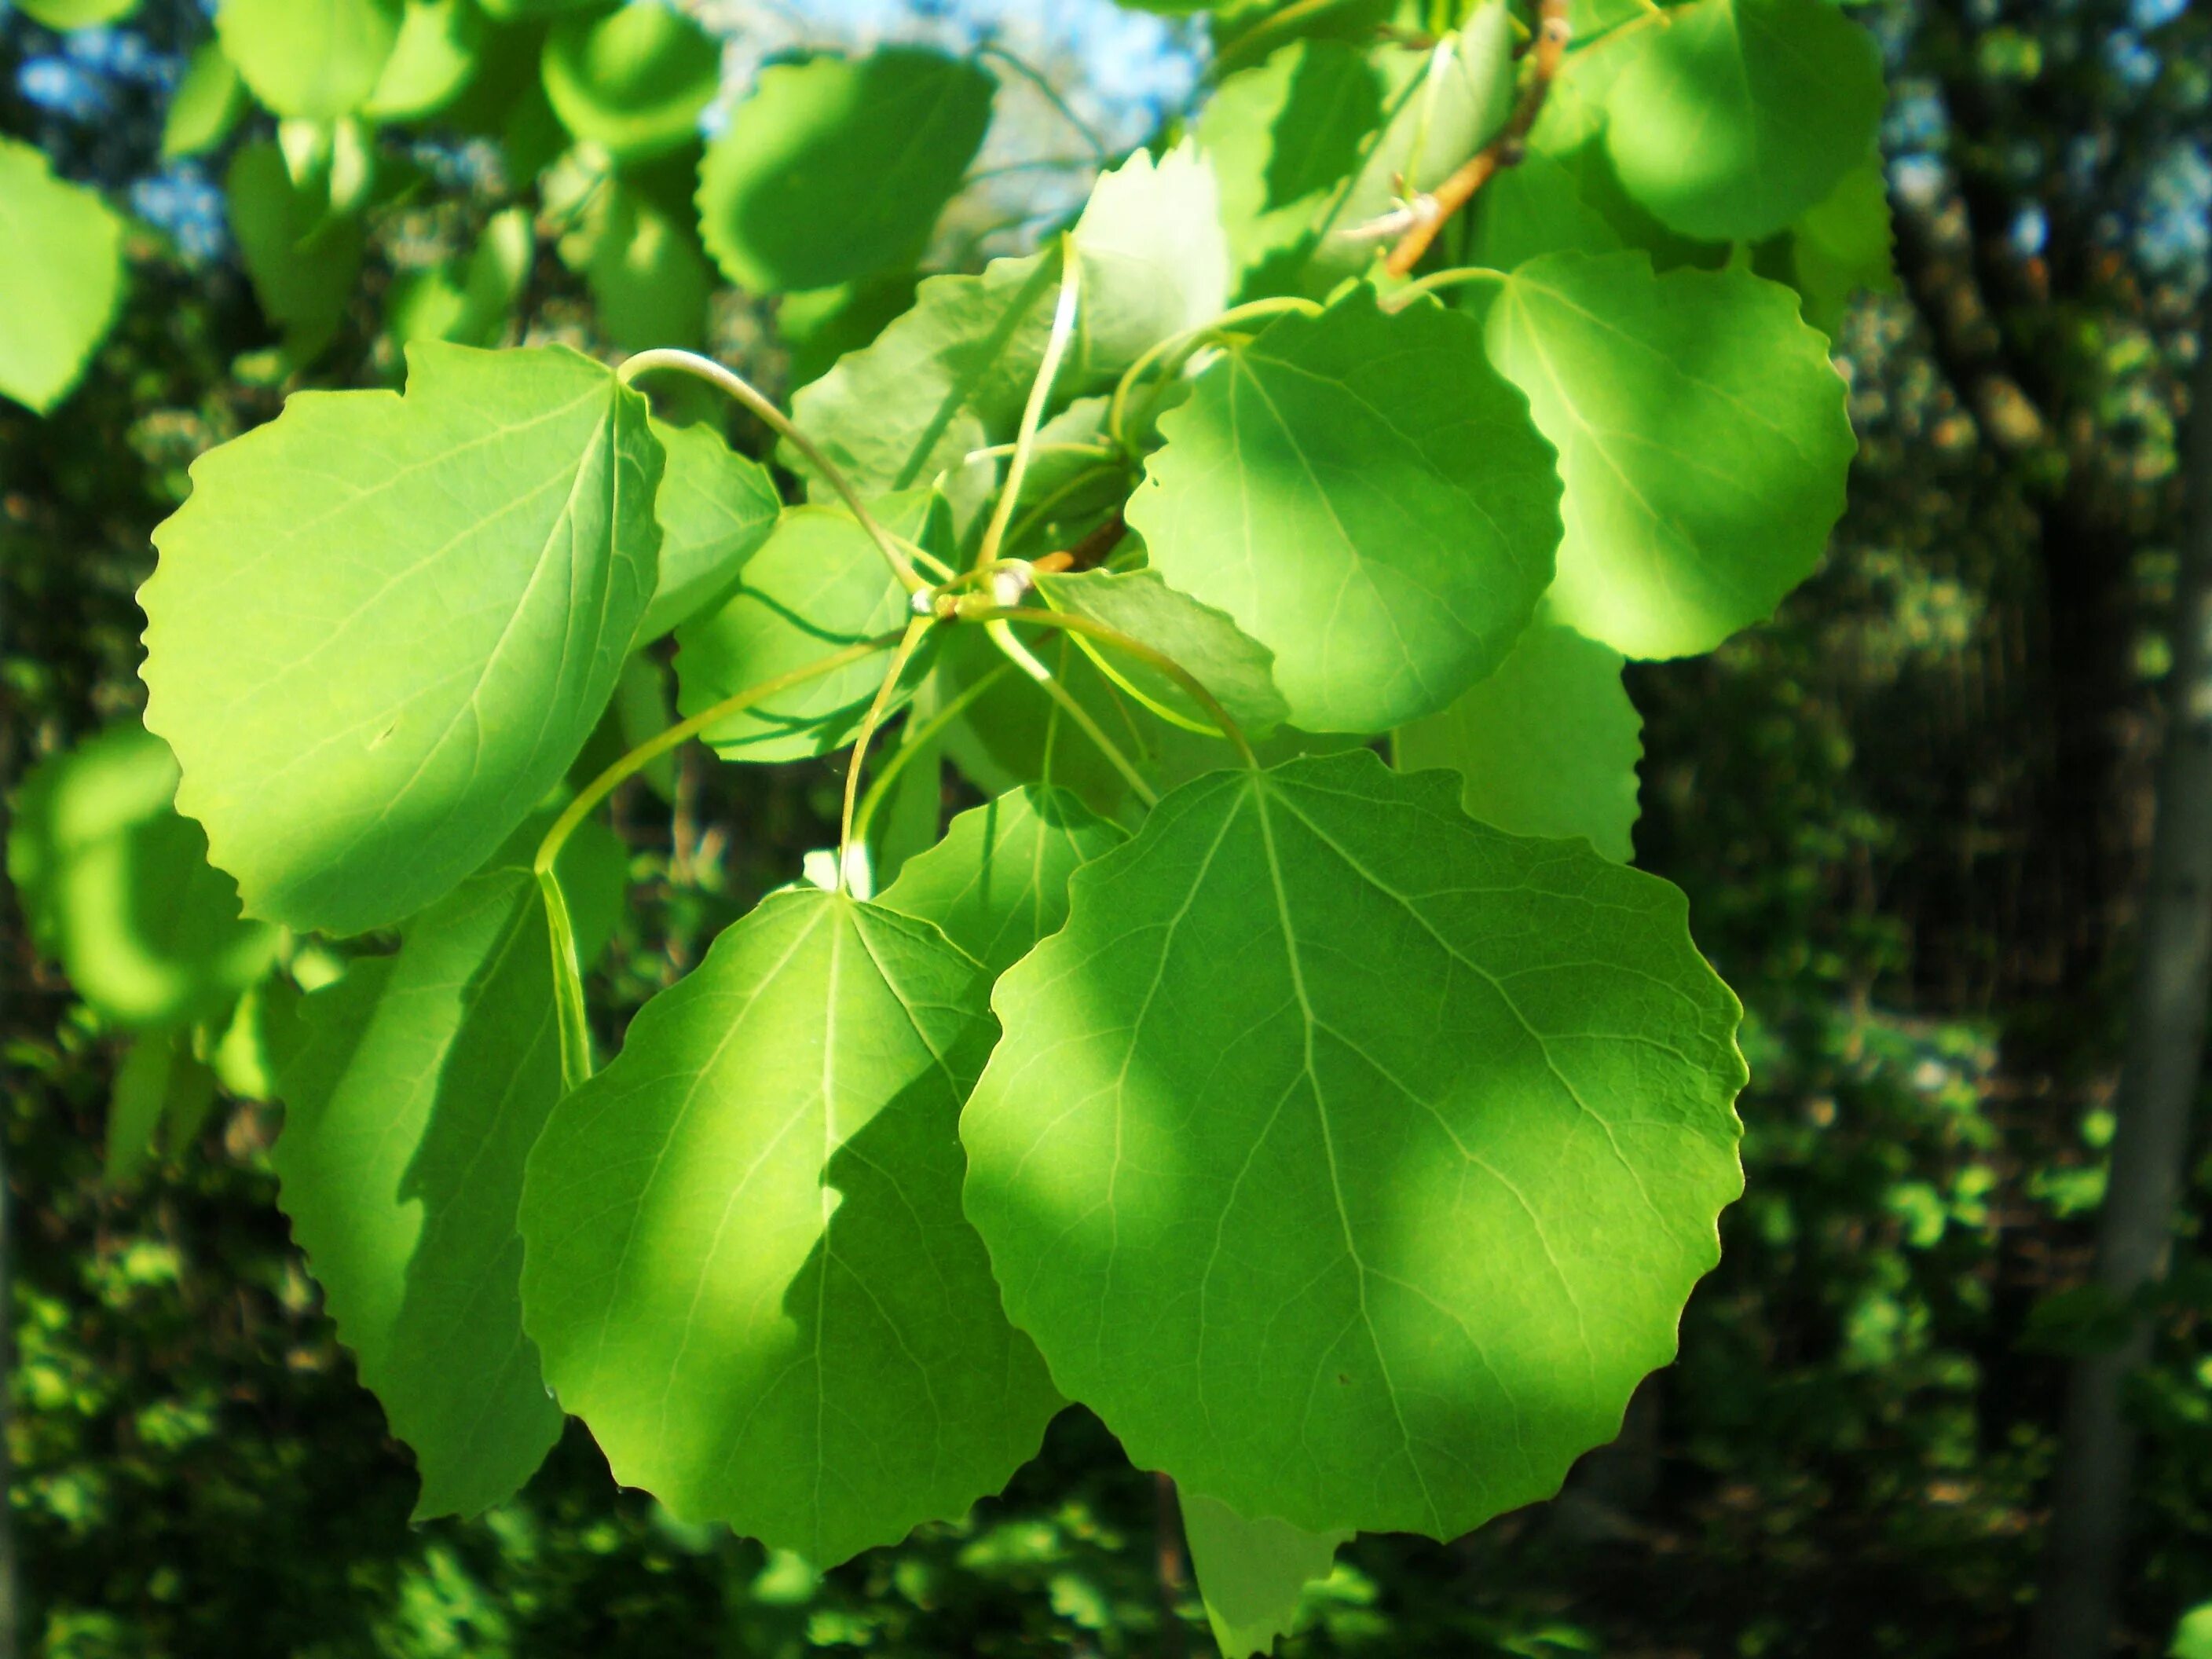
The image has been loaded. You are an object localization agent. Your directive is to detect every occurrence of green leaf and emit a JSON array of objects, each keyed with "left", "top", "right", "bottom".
[
  {"left": 163, "top": 42, "right": 249, "bottom": 158},
  {"left": 1178, "top": 1490, "right": 1349, "bottom": 1659},
  {"left": 1789, "top": 156, "right": 1896, "bottom": 337},
  {"left": 1199, "top": 41, "right": 1382, "bottom": 290},
  {"left": 142, "top": 342, "right": 662, "bottom": 936},
  {"left": 364, "top": 0, "right": 489, "bottom": 122},
  {"left": 1033, "top": 569, "right": 1288, "bottom": 739},
  {"left": 0, "top": 137, "right": 123, "bottom": 414},
  {"left": 1601, "top": 0, "right": 1883, "bottom": 243},
  {"left": 791, "top": 145, "right": 1231, "bottom": 504},
  {"left": 225, "top": 141, "right": 365, "bottom": 364},
  {"left": 542, "top": 0, "right": 720, "bottom": 161},
  {"left": 877, "top": 786, "right": 1126, "bottom": 975},
  {"left": 638, "top": 417, "right": 782, "bottom": 643},
  {"left": 1395, "top": 619, "right": 1641, "bottom": 862},
  {"left": 1466, "top": 151, "right": 1625, "bottom": 271},
  {"left": 698, "top": 47, "right": 995, "bottom": 295},
  {"left": 276, "top": 822, "right": 628, "bottom": 1519},
  {"left": 939, "top": 626, "right": 1154, "bottom": 820},
  {"left": 2172, "top": 1602, "right": 2212, "bottom": 1659},
  {"left": 559, "top": 172, "right": 715, "bottom": 352},
  {"left": 613, "top": 651, "right": 678, "bottom": 802},
  {"left": 385, "top": 204, "right": 531, "bottom": 347},
  {"left": 475, "top": 0, "right": 599, "bottom": 16},
  {"left": 778, "top": 273, "right": 920, "bottom": 390},
  {"left": 8, "top": 723, "right": 279, "bottom": 1031},
  {"left": 1478, "top": 251, "right": 1854, "bottom": 659},
  {"left": 208, "top": 976, "right": 302, "bottom": 1102},
  {"left": 16, "top": 0, "right": 137, "bottom": 25},
  {"left": 519, "top": 888, "right": 1061, "bottom": 1562},
  {"left": 215, "top": 0, "right": 404, "bottom": 122},
  {"left": 961, "top": 749, "right": 1746, "bottom": 1538},
  {"left": 108, "top": 1028, "right": 214, "bottom": 1185},
  {"left": 672, "top": 492, "right": 937, "bottom": 763},
  {"left": 1129, "top": 284, "right": 1561, "bottom": 734}
]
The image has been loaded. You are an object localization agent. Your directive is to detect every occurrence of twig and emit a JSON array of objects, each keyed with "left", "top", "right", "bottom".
[{"left": 1382, "top": 0, "right": 1571, "bottom": 278}]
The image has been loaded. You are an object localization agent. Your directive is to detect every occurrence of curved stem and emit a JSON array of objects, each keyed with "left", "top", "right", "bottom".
[
  {"left": 985, "top": 619, "right": 1159, "bottom": 808},
  {"left": 1004, "top": 460, "right": 1130, "bottom": 556},
  {"left": 1106, "top": 297, "right": 1322, "bottom": 449},
  {"left": 534, "top": 630, "right": 905, "bottom": 1088},
  {"left": 620, "top": 348, "right": 925, "bottom": 594},
  {"left": 849, "top": 661, "right": 1015, "bottom": 849},
  {"left": 1382, "top": 265, "right": 1511, "bottom": 311},
  {"left": 976, "top": 237, "right": 1083, "bottom": 572},
  {"left": 977, "top": 42, "right": 1113, "bottom": 164},
  {"left": 965, "top": 605, "right": 1260, "bottom": 770},
  {"left": 837, "top": 618, "right": 938, "bottom": 891}
]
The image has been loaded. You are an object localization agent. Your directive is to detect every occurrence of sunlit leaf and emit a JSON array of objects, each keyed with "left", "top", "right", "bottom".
[
  {"left": 542, "top": 0, "right": 721, "bottom": 161},
  {"left": 364, "top": 0, "right": 488, "bottom": 122},
  {"left": 1478, "top": 251, "right": 1853, "bottom": 659},
  {"left": 276, "top": 822, "right": 627, "bottom": 1519},
  {"left": 1179, "top": 1490, "right": 1349, "bottom": 1659},
  {"left": 0, "top": 136, "right": 123, "bottom": 413},
  {"left": 519, "top": 888, "right": 1061, "bottom": 1562},
  {"left": 1466, "top": 151, "right": 1625, "bottom": 270},
  {"left": 962, "top": 749, "right": 1745, "bottom": 1538},
  {"left": 142, "top": 343, "right": 661, "bottom": 936},
  {"left": 1129, "top": 284, "right": 1560, "bottom": 734},
  {"left": 1033, "top": 568, "right": 1288, "bottom": 738},
  {"left": 877, "top": 785, "right": 1126, "bottom": 975},
  {"left": 17, "top": 0, "right": 138, "bottom": 24},
  {"left": 163, "top": 42, "right": 249, "bottom": 158},
  {"left": 215, "top": 0, "right": 404, "bottom": 122}
]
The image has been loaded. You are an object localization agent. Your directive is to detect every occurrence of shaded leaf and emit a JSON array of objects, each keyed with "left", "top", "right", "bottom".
[
  {"left": 1034, "top": 568, "right": 1288, "bottom": 738},
  {"left": 639, "top": 416, "right": 782, "bottom": 643},
  {"left": 1129, "top": 284, "right": 1560, "bottom": 734},
  {"left": 542, "top": 0, "right": 720, "bottom": 161},
  {"left": 108, "top": 1028, "right": 214, "bottom": 1184},
  {"left": 939, "top": 624, "right": 1155, "bottom": 820},
  {"left": 142, "top": 342, "right": 661, "bottom": 936},
  {"left": 385, "top": 204, "right": 531, "bottom": 347},
  {"left": 962, "top": 749, "right": 1746, "bottom": 1538},
  {"left": 226, "top": 141, "right": 365, "bottom": 364},
  {"left": 215, "top": 0, "right": 403, "bottom": 121},
  {"left": 778, "top": 273, "right": 921, "bottom": 389},
  {"left": 0, "top": 136, "right": 123, "bottom": 413},
  {"left": 519, "top": 888, "right": 1061, "bottom": 1562},
  {"left": 364, "top": 0, "right": 488, "bottom": 122},
  {"left": 1179, "top": 1490, "right": 1349, "bottom": 1659}
]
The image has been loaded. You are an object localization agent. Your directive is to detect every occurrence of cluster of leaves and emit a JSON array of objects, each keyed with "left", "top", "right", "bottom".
[{"left": 8, "top": 0, "right": 1912, "bottom": 1650}]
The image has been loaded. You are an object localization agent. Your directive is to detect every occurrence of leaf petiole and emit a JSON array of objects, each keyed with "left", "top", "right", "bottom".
[
  {"left": 1381, "top": 264, "right": 1511, "bottom": 312},
  {"left": 848, "top": 661, "right": 1016, "bottom": 851},
  {"left": 1105, "top": 297, "right": 1324, "bottom": 451},
  {"left": 837, "top": 617, "right": 939, "bottom": 892},
  {"left": 619, "top": 348, "right": 928, "bottom": 594},
  {"left": 985, "top": 619, "right": 1159, "bottom": 808},
  {"left": 535, "top": 629, "right": 907, "bottom": 1089},
  {"left": 974, "top": 236, "right": 1083, "bottom": 573}
]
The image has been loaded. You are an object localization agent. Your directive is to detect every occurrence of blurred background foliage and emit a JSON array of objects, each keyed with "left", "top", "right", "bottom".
[{"left": 4, "top": 0, "right": 2212, "bottom": 1654}]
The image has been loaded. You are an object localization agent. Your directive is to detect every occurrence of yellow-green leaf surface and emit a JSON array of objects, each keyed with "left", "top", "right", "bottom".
[
  {"left": 962, "top": 749, "right": 1746, "bottom": 1538},
  {"left": 938, "top": 625, "right": 1153, "bottom": 820},
  {"left": 542, "top": 0, "right": 720, "bottom": 161},
  {"left": 1129, "top": 285, "right": 1561, "bottom": 734},
  {"left": 0, "top": 136, "right": 123, "bottom": 413},
  {"left": 698, "top": 46, "right": 994, "bottom": 294},
  {"left": 163, "top": 42, "right": 248, "bottom": 157},
  {"left": 519, "top": 889, "right": 1062, "bottom": 1562},
  {"left": 8, "top": 723, "right": 278, "bottom": 1031},
  {"left": 141, "top": 343, "right": 661, "bottom": 936},
  {"left": 1034, "top": 568, "right": 1288, "bottom": 738},
  {"left": 384, "top": 204, "right": 530, "bottom": 348},
  {"left": 1601, "top": 0, "right": 1883, "bottom": 242},
  {"left": 1396, "top": 619, "right": 1642, "bottom": 861},
  {"left": 878, "top": 786, "right": 1126, "bottom": 976},
  {"left": 1179, "top": 1490, "right": 1349, "bottom": 1659},
  {"left": 364, "top": 0, "right": 487, "bottom": 121},
  {"left": 18, "top": 0, "right": 137, "bottom": 25},
  {"left": 637, "top": 417, "right": 782, "bottom": 643},
  {"left": 673, "top": 492, "right": 936, "bottom": 762},
  {"left": 1789, "top": 156, "right": 1897, "bottom": 337},
  {"left": 1478, "top": 251, "right": 1854, "bottom": 660},
  {"left": 216, "top": 0, "right": 404, "bottom": 121},
  {"left": 276, "top": 822, "right": 627, "bottom": 1519}
]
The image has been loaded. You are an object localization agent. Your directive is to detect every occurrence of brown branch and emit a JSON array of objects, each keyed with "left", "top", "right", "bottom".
[{"left": 1383, "top": 0, "right": 1570, "bottom": 278}]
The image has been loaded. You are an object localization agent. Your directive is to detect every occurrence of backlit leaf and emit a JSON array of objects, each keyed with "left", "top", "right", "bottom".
[
  {"left": 962, "top": 749, "right": 1746, "bottom": 1538},
  {"left": 276, "top": 822, "right": 628, "bottom": 1519},
  {"left": 542, "top": 0, "right": 721, "bottom": 161},
  {"left": 1128, "top": 284, "right": 1561, "bottom": 734},
  {"left": 1789, "top": 156, "right": 1897, "bottom": 337},
  {"left": 519, "top": 889, "right": 1061, "bottom": 1562},
  {"left": 18, "top": 0, "right": 139, "bottom": 24},
  {"left": 364, "top": 0, "right": 487, "bottom": 122},
  {"left": 142, "top": 343, "right": 661, "bottom": 936},
  {"left": 638, "top": 417, "right": 782, "bottom": 643},
  {"left": 163, "top": 42, "right": 249, "bottom": 158},
  {"left": 215, "top": 0, "right": 404, "bottom": 122},
  {"left": 8, "top": 723, "right": 278, "bottom": 1031},
  {"left": 1179, "top": 1490, "right": 1349, "bottom": 1659},
  {"left": 698, "top": 47, "right": 995, "bottom": 295},
  {"left": 0, "top": 136, "right": 123, "bottom": 414},
  {"left": 1396, "top": 619, "right": 1641, "bottom": 861},
  {"left": 877, "top": 785, "right": 1126, "bottom": 975},
  {"left": 1478, "top": 251, "right": 1853, "bottom": 659}
]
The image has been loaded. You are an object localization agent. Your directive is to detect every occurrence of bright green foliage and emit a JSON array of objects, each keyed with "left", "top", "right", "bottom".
[
  {"left": 1466, "top": 150, "right": 1626, "bottom": 270},
  {"left": 638, "top": 417, "right": 782, "bottom": 642},
  {"left": 8, "top": 724, "right": 277, "bottom": 1032},
  {"left": 778, "top": 274, "right": 921, "bottom": 388},
  {"left": 962, "top": 751, "right": 1745, "bottom": 1537},
  {"left": 276, "top": 822, "right": 627, "bottom": 1519},
  {"left": 877, "top": 786, "right": 1126, "bottom": 975},
  {"left": 16, "top": 0, "right": 137, "bottom": 25},
  {"left": 0, "top": 137, "right": 123, "bottom": 414},
  {"left": 541, "top": 1, "right": 720, "bottom": 161},
  {"left": 1479, "top": 251, "right": 1854, "bottom": 660},
  {"left": 385, "top": 205, "right": 530, "bottom": 347},
  {"left": 518, "top": 889, "right": 1062, "bottom": 1563},
  {"left": 698, "top": 48, "right": 995, "bottom": 295},
  {"left": 1130, "top": 285, "right": 1561, "bottom": 733},
  {"left": 1602, "top": 0, "right": 1884, "bottom": 242},
  {"left": 561, "top": 173, "right": 716, "bottom": 351},
  {"left": 1178, "top": 1491, "right": 1349, "bottom": 1659},
  {"left": 364, "top": 0, "right": 488, "bottom": 121},
  {"left": 215, "top": 0, "right": 404, "bottom": 122},
  {"left": 163, "top": 42, "right": 248, "bottom": 156},
  {"left": 674, "top": 494, "right": 936, "bottom": 761},
  {"left": 141, "top": 343, "right": 661, "bottom": 936},
  {"left": 1395, "top": 619, "right": 1642, "bottom": 861},
  {"left": 1789, "top": 156, "right": 1899, "bottom": 337},
  {"left": 1067, "top": 143, "right": 1234, "bottom": 375},
  {"left": 1033, "top": 568, "right": 1287, "bottom": 738},
  {"left": 938, "top": 626, "right": 1152, "bottom": 819},
  {"left": 225, "top": 141, "right": 366, "bottom": 363}
]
